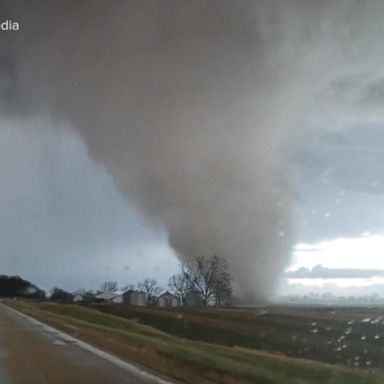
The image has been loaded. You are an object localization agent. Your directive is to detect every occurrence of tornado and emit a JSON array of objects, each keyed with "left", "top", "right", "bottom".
[{"left": 2, "top": 0, "right": 384, "bottom": 301}]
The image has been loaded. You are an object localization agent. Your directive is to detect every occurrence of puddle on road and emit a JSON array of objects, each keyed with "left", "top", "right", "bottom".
[{"left": 53, "top": 340, "right": 67, "bottom": 346}]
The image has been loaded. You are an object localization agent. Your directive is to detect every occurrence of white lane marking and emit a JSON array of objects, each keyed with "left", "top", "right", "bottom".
[
  {"left": 2, "top": 304, "right": 173, "bottom": 384},
  {"left": 53, "top": 339, "right": 67, "bottom": 346}
]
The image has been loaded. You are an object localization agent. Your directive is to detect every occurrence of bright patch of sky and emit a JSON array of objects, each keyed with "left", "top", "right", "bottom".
[
  {"left": 287, "top": 277, "right": 384, "bottom": 288},
  {"left": 290, "top": 235, "right": 384, "bottom": 271},
  {"left": 282, "top": 236, "right": 384, "bottom": 293}
]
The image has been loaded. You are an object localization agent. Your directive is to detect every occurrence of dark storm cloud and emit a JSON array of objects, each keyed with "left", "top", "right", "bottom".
[
  {"left": 291, "top": 125, "right": 384, "bottom": 242},
  {"left": 3, "top": 0, "right": 307, "bottom": 301},
  {"left": 292, "top": 128, "right": 384, "bottom": 199},
  {"left": 2, "top": 1, "right": 384, "bottom": 300}
]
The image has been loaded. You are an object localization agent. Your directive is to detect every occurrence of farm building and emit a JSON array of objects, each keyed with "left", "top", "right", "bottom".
[
  {"left": 72, "top": 294, "right": 83, "bottom": 303},
  {"left": 127, "top": 290, "right": 147, "bottom": 306},
  {"left": 111, "top": 294, "right": 123, "bottom": 303},
  {"left": 122, "top": 290, "right": 147, "bottom": 306},
  {"left": 157, "top": 291, "right": 179, "bottom": 307},
  {"left": 94, "top": 292, "right": 119, "bottom": 302}
]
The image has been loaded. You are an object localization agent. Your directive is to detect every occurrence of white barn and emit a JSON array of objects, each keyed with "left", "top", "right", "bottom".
[
  {"left": 95, "top": 292, "right": 119, "bottom": 302},
  {"left": 73, "top": 294, "right": 83, "bottom": 303},
  {"left": 157, "top": 291, "right": 179, "bottom": 307},
  {"left": 124, "top": 290, "right": 147, "bottom": 306}
]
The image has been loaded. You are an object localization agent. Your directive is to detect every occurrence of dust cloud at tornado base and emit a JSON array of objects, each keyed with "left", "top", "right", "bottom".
[{"left": 2, "top": 1, "right": 384, "bottom": 301}]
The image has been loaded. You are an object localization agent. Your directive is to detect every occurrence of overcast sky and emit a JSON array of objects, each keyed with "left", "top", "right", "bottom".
[
  {"left": 0, "top": 118, "right": 179, "bottom": 292},
  {"left": 291, "top": 124, "right": 384, "bottom": 243},
  {"left": 2, "top": 116, "right": 383, "bottom": 293},
  {"left": 2, "top": 1, "right": 384, "bottom": 297}
]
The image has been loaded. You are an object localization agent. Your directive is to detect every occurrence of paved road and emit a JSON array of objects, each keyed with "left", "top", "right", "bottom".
[{"left": 0, "top": 304, "right": 168, "bottom": 384}]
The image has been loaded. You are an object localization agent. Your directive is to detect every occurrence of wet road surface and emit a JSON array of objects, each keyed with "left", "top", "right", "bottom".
[{"left": 0, "top": 304, "right": 169, "bottom": 384}]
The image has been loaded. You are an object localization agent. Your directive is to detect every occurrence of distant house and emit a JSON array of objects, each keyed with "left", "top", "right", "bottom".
[
  {"left": 111, "top": 294, "right": 123, "bottom": 303},
  {"left": 73, "top": 294, "right": 83, "bottom": 303},
  {"left": 94, "top": 289, "right": 148, "bottom": 306},
  {"left": 94, "top": 292, "right": 119, "bottom": 302},
  {"left": 157, "top": 291, "right": 179, "bottom": 307},
  {"left": 109, "top": 290, "right": 124, "bottom": 303}
]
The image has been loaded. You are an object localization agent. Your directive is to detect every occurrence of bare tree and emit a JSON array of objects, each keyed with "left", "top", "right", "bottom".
[
  {"left": 121, "top": 283, "right": 136, "bottom": 292},
  {"left": 213, "top": 265, "right": 232, "bottom": 307},
  {"left": 137, "top": 278, "right": 160, "bottom": 306},
  {"left": 182, "top": 255, "right": 232, "bottom": 306},
  {"left": 50, "top": 287, "right": 73, "bottom": 303},
  {"left": 168, "top": 272, "right": 188, "bottom": 306},
  {"left": 73, "top": 289, "right": 96, "bottom": 303},
  {"left": 100, "top": 281, "right": 117, "bottom": 294}
]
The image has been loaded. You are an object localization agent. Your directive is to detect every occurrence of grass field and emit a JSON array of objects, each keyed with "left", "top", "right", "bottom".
[
  {"left": 93, "top": 303, "right": 384, "bottom": 369},
  {"left": 7, "top": 300, "right": 384, "bottom": 384}
]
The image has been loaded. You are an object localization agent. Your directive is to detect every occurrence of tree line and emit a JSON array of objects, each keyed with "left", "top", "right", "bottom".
[
  {"left": 169, "top": 255, "right": 232, "bottom": 306},
  {"left": 51, "top": 255, "right": 233, "bottom": 307},
  {"left": 0, "top": 275, "right": 46, "bottom": 299}
]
